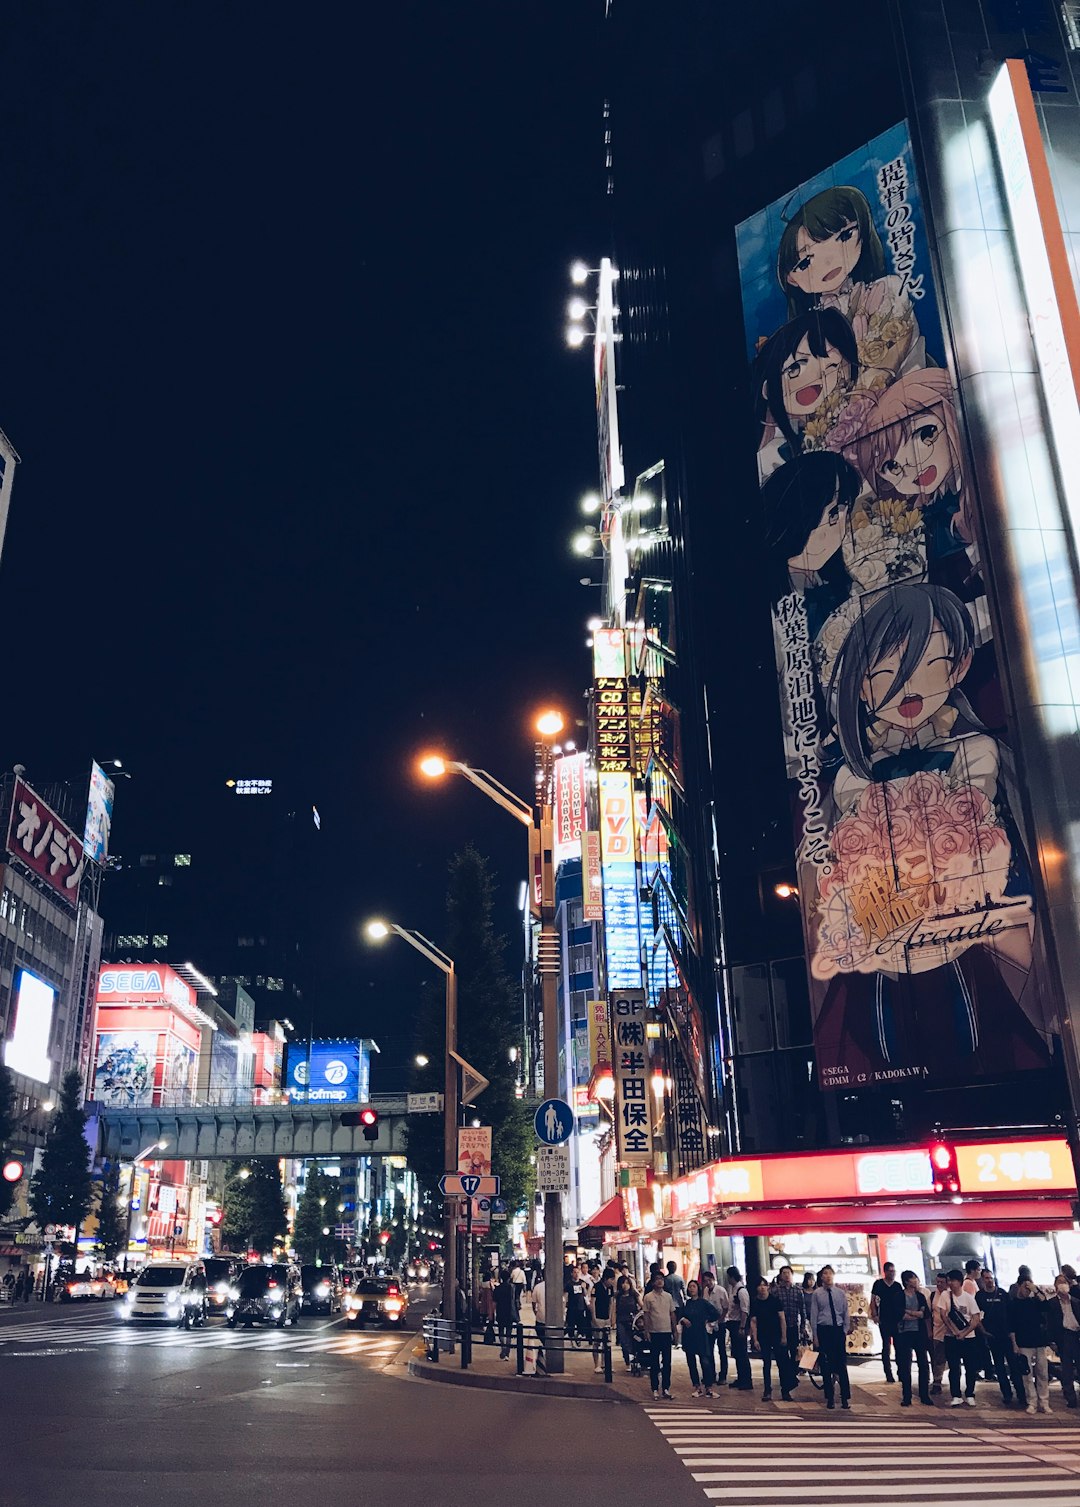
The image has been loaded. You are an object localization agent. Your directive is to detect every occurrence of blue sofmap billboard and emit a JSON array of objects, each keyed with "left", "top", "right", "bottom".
[{"left": 286, "top": 1039, "right": 367, "bottom": 1104}]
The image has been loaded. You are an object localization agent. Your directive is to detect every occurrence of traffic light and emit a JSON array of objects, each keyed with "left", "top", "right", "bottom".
[
  {"left": 2, "top": 1159, "right": 23, "bottom": 1184},
  {"left": 340, "top": 1107, "right": 380, "bottom": 1142},
  {"left": 930, "top": 1140, "right": 960, "bottom": 1196}
]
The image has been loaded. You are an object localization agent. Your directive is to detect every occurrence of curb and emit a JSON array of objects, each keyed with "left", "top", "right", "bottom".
[{"left": 406, "top": 1356, "right": 633, "bottom": 1402}]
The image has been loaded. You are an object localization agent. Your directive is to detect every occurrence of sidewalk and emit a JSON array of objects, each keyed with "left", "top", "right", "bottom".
[{"left": 408, "top": 1332, "right": 1080, "bottom": 1428}]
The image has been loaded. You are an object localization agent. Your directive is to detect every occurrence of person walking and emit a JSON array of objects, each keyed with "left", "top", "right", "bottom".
[
  {"left": 665, "top": 1261, "right": 687, "bottom": 1308},
  {"left": 642, "top": 1270, "right": 679, "bottom": 1399},
  {"left": 893, "top": 1270, "right": 932, "bottom": 1407},
  {"left": 590, "top": 1267, "right": 617, "bottom": 1374},
  {"left": 494, "top": 1269, "right": 517, "bottom": 1361},
  {"left": 564, "top": 1262, "right": 588, "bottom": 1347},
  {"left": 809, "top": 1265, "right": 852, "bottom": 1411},
  {"left": 1047, "top": 1272, "right": 1080, "bottom": 1410},
  {"left": 977, "top": 1270, "right": 1025, "bottom": 1408},
  {"left": 1009, "top": 1275, "right": 1051, "bottom": 1415},
  {"left": 725, "top": 1266, "right": 752, "bottom": 1390},
  {"left": 774, "top": 1265, "right": 807, "bottom": 1393},
  {"left": 870, "top": 1261, "right": 906, "bottom": 1383},
  {"left": 679, "top": 1279, "right": 718, "bottom": 1397},
  {"left": 942, "top": 1268, "right": 982, "bottom": 1407},
  {"left": 750, "top": 1276, "right": 790, "bottom": 1401},
  {"left": 615, "top": 1276, "right": 640, "bottom": 1374},
  {"left": 477, "top": 1273, "right": 497, "bottom": 1344},
  {"left": 701, "top": 1270, "right": 730, "bottom": 1383}
]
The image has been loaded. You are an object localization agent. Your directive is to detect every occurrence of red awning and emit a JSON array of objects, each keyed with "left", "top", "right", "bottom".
[
  {"left": 710, "top": 1198, "right": 1076, "bottom": 1235},
  {"left": 578, "top": 1195, "right": 626, "bottom": 1242}
]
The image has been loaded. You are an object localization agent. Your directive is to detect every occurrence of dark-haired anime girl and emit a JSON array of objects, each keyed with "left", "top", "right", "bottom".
[
  {"left": 777, "top": 184, "right": 924, "bottom": 380},
  {"left": 755, "top": 309, "right": 860, "bottom": 483},
  {"left": 810, "top": 582, "right": 1048, "bottom": 1083}
]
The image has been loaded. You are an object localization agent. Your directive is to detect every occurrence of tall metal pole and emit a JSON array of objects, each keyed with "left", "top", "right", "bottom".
[
  {"left": 443, "top": 964, "right": 459, "bottom": 1330},
  {"left": 539, "top": 800, "right": 565, "bottom": 1373}
]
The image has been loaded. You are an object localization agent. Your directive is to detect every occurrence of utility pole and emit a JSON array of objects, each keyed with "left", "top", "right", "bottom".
[
  {"left": 537, "top": 785, "right": 565, "bottom": 1372},
  {"left": 443, "top": 965, "right": 459, "bottom": 1335}
]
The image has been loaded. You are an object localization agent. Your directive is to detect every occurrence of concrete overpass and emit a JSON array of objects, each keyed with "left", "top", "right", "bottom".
[{"left": 95, "top": 1095, "right": 409, "bottom": 1161}]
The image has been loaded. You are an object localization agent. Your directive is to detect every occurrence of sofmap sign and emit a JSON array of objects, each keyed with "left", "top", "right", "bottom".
[
  {"left": 287, "top": 1040, "right": 363, "bottom": 1104},
  {"left": 736, "top": 121, "right": 1051, "bottom": 1093}
]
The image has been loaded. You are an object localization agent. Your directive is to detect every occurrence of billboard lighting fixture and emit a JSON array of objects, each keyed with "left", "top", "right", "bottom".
[
  {"left": 580, "top": 492, "right": 601, "bottom": 514},
  {"left": 572, "top": 531, "right": 596, "bottom": 556},
  {"left": 565, "top": 325, "right": 586, "bottom": 349},
  {"left": 567, "top": 297, "right": 590, "bottom": 320},
  {"left": 570, "top": 260, "right": 590, "bottom": 285}
]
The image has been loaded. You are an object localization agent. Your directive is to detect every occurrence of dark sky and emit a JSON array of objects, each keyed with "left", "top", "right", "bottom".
[{"left": 0, "top": 5, "right": 607, "bottom": 1077}]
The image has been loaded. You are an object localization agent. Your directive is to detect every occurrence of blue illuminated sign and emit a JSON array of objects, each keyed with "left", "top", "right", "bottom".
[{"left": 286, "top": 1040, "right": 366, "bottom": 1104}]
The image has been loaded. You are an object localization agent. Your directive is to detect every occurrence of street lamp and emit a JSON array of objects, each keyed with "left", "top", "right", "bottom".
[
  {"left": 414, "top": 1054, "right": 430, "bottom": 1068},
  {"left": 365, "top": 918, "right": 458, "bottom": 1329},
  {"left": 415, "top": 709, "right": 569, "bottom": 1372}
]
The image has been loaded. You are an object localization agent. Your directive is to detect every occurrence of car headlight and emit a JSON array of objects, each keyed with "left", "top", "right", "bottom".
[
  {"left": 227, "top": 1287, "right": 239, "bottom": 1300},
  {"left": 315, "top": 1283, "right": 329, "bottom": 1298},
  {"left": 166, "top": 1292, "right": 181, "bottom": 1306},
  {"left": 214, "top": 1281, "right": 229, "bottom": 1294}
]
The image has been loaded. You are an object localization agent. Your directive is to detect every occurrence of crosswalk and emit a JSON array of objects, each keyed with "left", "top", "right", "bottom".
[
  {"left": 644, "top": 1407, "right": 1080, "bottom": 1504},
  {"left": 0, "top": 1314, "right": 407, "bottom": 1359}
]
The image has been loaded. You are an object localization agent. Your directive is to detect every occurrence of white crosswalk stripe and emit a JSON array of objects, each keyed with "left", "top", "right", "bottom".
[
  {"left": 644, "top": 1408, "right": 1080, "bottom": 1504},
  {"left": 0, "top": 1316, "right": 405, "bottom": 1359}
]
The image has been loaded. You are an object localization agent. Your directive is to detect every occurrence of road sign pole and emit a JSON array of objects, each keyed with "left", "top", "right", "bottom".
[
  {"left": 443, "top": 964, "right": 459, "bottom": 1341},
  {"left": 539, "top": 800, "right": 565, "bottom": 1373}
]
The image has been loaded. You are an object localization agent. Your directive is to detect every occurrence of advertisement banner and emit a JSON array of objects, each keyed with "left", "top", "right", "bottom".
[
  {"left": 582, "top": 831, "right": 603, "bottom": 921},
  {"left": 97, "top": 965, "right": 196, "bottom": 1016},
  {"left": 83, "top": 761, "right": 115, "bottom": 866},
  {"left": 286, "top": 1040, "right": 364, "bottom": 1104},
  {"left": 586, "top": 997, "right": 612, "bottom": 1076},
  {"left": 93, "top": 1030, "right": 157, "bottom": 1107},
  {"left": 736, "top": 121, "right": 1052, "bottom": 1092},
  {"left": 554, "top": 752, "right": 588, "bottom": 863},
  {"left": 611, "top": 988, "right": 652, "bottom": 1166},
  {"left": 598, "top": 772, "right": 640, "bottom": 988},
  {"left": 457, "top": 1126, "right": 492, "bottom": 1178},
  {"left": 7, "top": 778, "right": 84, "bottom": 905},
  {"left": 4, "top": 968, "right": 55, "bottom": 1085}
]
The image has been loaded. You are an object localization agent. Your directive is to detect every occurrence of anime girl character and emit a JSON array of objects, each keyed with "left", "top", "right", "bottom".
[
  {"left": 810, "top": 582, "right": 1048, "bottom": 1082},
  {"left": 777, "top": 184, "right": 924, "bottom": 380},
  {"left": 762, "top": 451, "right": 862, "bottom": 632},
  {"left": 754, "top": 309, "right": 860, "bottom": 482}
]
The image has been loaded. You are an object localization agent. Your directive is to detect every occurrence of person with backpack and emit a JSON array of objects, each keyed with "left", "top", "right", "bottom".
[
  {"left": 725, "top": 1266, "right": 752, "bottom": 1390},
  {"left": 590, "top": 1267, "right": 617, "bottom": 1374},
  {"left": 494, "top": 1269, "right": 517, "bottom": 1360},
  {"left": 893, "top": 1270, "right": 932, "bottom": 1407}
]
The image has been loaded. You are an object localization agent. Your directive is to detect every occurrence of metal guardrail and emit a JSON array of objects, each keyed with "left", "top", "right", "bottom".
[{"left": 515, "top": 1322, "right": 613, "bottom": 1381}]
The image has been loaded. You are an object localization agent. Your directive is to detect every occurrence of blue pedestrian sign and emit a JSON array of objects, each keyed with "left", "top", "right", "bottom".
[{"left": 534, "top": 1098, "right": 574, "bottom": 1146}]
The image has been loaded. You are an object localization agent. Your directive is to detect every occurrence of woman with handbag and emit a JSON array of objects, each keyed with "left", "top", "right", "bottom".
[
  {"left": 615, "top": 1276, "right": 640, "bottom": 1375},
  {"left": 678, "top": 1280, "right": 718, "bottom": 1397}
]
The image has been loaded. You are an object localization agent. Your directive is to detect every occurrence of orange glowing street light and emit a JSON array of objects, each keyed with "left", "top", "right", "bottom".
[{"left": 535, "top": 709, "right": 564, "bottom": 738}]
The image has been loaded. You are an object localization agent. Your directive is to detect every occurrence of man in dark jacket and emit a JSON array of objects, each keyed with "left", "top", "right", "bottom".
[
  {"left": 1047, "top": 1273, "right": 1080, "bottom": 1409},
  {"left": 977, "top": 1270, "right": 1026, "bottom": 1408}
]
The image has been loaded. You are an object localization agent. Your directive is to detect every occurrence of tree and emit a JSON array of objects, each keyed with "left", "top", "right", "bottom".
[
  {"left": 29, "top": 1070, "right": 93, "bottom": 1240},
  {"left": 292, "top": 1165, "right": 341, "bottom": 1264},
  {"left": 405, "top": 847, "right": 532, "bottom": 1221},
  {"left": 0, "top": 1061, "right": 16, "bottom": 1222},
  {"left": 220, "top": 1160, "right": 287, "bottom": 1255},
  {"left": 93, "top": 1165, "right": 127, "bottom": 1260}
]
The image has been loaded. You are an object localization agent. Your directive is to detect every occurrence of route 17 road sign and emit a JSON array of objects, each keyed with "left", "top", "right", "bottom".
[{"left": 438, "top": 1173, "right": 501, "bottom": 1198}]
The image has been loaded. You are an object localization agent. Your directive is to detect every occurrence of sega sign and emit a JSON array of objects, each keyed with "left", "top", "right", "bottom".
[
  {"left": 855, "top": 1150, "right": 934, "bottom": 1197},
  {"left": 286, "top": 1040, "right": 365, "bottom": 1104},
  {"left": 97, "top": 966, "right": 195, "bottom": 1015}
]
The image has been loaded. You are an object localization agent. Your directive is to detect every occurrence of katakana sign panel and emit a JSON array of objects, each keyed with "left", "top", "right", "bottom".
[{"left": 7, "top": 778, "right": 84, "bottom": 905}]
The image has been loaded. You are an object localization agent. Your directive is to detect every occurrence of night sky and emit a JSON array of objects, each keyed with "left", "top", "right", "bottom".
[{"left": 0, "top": 6, "right": 608, "bottom": 1077}]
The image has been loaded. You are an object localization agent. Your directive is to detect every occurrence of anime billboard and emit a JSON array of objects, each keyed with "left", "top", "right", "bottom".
[{"left": 736, "top": 122, "right": 1052, "bottom": 1092}]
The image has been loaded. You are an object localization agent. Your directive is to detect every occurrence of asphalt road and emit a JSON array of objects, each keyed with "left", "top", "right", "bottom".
[{"left": 0, "top": 1289, "right": 707, "bottom": 1507}]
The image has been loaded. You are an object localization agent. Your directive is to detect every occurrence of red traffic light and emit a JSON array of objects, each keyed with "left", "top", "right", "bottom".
[
  {"left": 930, "top": 1140, "right": 960, "bottom": 1196},
  {"left": 205, "top": 1209, "right": 222, "bottom": 1226},
  {"left": 360, "top": 1108, "right": 378, "bottom": 1127},
  {"left": 2, "top": 1159, "right": 23, "bottom": 1184}
]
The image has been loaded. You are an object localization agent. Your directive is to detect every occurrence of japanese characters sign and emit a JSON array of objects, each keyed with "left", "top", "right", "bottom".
[
  {"left": 736, "top": 121, "right": 1051, "bottom": 1093},
  {"left": 582, "top": 831, "right": 603, "bottom": 921},
  {"left": 586, "top": 997, "right": 612, "bottom": 1078},
  {"left": 7, "top": 779, "right": 84, "bottom": 905},
  {"left": 554, "top": 752, "right": 587, "bottom": 863},
  {"left": 598, "top": 772, "right": 641, "bottom": 988},
  {"left": 611, "top": 988, "right": 652, "bottom": 1167}
]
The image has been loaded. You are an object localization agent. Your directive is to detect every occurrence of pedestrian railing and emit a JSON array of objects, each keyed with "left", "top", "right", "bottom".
[{"left": 423, "top": 1312, "right": 473, "bottom": 1367}]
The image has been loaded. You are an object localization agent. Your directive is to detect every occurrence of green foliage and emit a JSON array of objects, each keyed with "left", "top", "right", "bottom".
[
  {"left": 292, "top": 1165, "right": 345, "bottom": 1264},
  {"left": 94, "top": 1165, "right": 127, "bottom": 1259},
  {"left": 29, "top": 1070, "right": 93, "bottom": 1238},
  {"left": 220, "top": 1160, "right": 287, "bottom": 1255},
  {"left": 404, "top": 847, "right": 531, "bottom": 1220},
  {"left": 0, "top": 1061, "right": 16, "bottom": 1221}
]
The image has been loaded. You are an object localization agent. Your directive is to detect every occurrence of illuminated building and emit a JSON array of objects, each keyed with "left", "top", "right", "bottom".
[{"left": 565, "top": 0, "right": 1080, "bottom": 1289}]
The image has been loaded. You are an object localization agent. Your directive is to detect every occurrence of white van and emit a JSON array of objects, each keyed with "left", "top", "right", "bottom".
[{"left": 120, "top": 1261, "right": 205, "bottom": 1325}]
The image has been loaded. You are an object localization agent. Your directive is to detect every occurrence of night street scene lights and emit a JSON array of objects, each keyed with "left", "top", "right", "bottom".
[{"left": 364, "top": 917, "right": 459, "bottom": 1327}]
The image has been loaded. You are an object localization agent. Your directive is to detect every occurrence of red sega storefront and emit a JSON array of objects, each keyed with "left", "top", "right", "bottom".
[{"left": 616, "top": 1137, "right": 1080, "bottom": 1355}]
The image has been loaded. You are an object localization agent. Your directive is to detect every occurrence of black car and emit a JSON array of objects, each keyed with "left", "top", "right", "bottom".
[
  {"left": 203, "top": 1256, "right": 243, "bottom": 1317},
  {"left": 343, "top": 1277, "right": 409, "bottom": 1328},
  {"left": 226, "top": 1263, "right": 302, "bottom": 1328},
  {"left": 300, "top": 1264, "right": 341, "bottom": 1315}
]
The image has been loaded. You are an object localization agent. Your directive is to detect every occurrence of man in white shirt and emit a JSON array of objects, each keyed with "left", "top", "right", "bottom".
[
  {"left": 701, "top": 1271, "right": 730, "bottom": 1383},
  {"left": 642, "top": 1272, "right": 679, "bottom": 1399},
  {"left": 943, "top": 1268, "right": 982, "bottom": 1407},
  {"left": 725, "top": 1266, "right": 752, "bottom": 1390},
  {"left": 930, "top": 1272, "right": 950, "bottom": 1394}
]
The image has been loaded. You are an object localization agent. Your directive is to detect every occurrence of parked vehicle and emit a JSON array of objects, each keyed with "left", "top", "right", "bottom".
[
  {"left": 343, "top": 1277, "right": 408, "bottom": 1329},
  {"left": 300, "top": 1264, "right": 341, "bottom": 1315},
  {"left": 226, "top": 1263, "right": 302, "bottom": 1328}
]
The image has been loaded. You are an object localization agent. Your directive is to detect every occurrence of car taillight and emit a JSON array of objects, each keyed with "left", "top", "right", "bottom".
[
  {"left": 268, "top": 1280, "right": 278, "bottom": 1288},
  {"left": 388, "top": 1285, "right": 399, "bottom": 1296}
]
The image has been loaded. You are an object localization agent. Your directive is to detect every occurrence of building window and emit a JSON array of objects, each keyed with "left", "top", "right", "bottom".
[
  {"left": 157, "top": 875, "right": 173, "bottom": 887},
  {"left": 267, "top": 977, "right": 284, "bottom": 991},
  {"left": 173, "top": 854, "right": 191, "bottom": 867},
  {"left": 238, "top": 936, "right": 255, "bottom": 948},
  {"left": 1064, "top": 3, "right": 1080, "bottom": 48},
  {"left": 152, "top": 934, "right": 168, "bottom": 948},
  {"left": 139, "top": 855, "right": 156, "bottom": 868}
]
